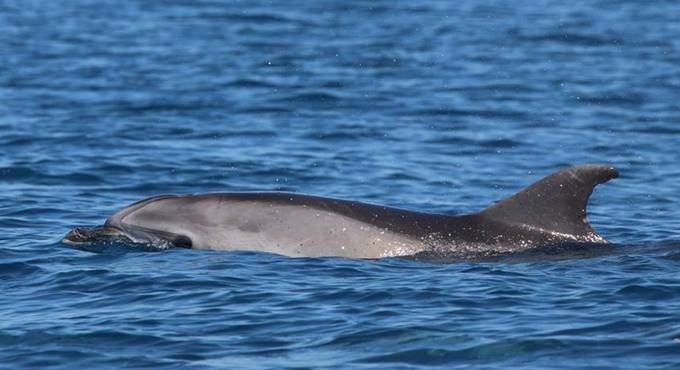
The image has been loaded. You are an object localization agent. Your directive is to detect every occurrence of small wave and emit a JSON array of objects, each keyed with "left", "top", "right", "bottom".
[
  {"left": 630, "top": 126, "right": 680, "bottom": 135},
  {"left": 303, "top": 129, "right": 386, "bottom": 140},
  {"left": 224, "top": 78, "right": 276, "bottom": 88},
  {"left": 0, "top": 166, "right": 103, "bottom": 185},
  {"left": 358, "top": 338, "right": 566, "bottom": 365},
  {"left": 616, "top": 284, "right": 677, "bottom": 300},
  {"left": 441, "top": 83, "right": 545, "bottom": 94},
  {"left": 322, "top": 327, "right": 448, "bottom": 347},
  {"left": 520, "top": 33, "right": 623, "bottom": 47},
  {"left": 478, "top": 138, "right": 522, "bottom": 148},
  {"left": 404, "top": 108, "right": 529, "bottom": 120},
  {"left": 193, "top": 12, "right": 302, "bottom": 25},
  {"left": 276, "top": 92, "right": 342, "bottom": 104},
  {"left": 0, "top": 261, "right": 43, "bottom": 279},
  {"left": 236, "top": 106, "right": 291, "bottom": 114},
  {"left": 576, "top": 93, "right": 646, "bottom": 106},
  {"left": 0, "top": 166, "right": 39, "bottom": 181}
]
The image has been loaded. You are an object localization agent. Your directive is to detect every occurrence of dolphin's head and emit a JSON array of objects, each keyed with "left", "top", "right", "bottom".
[
  {"left": 62, "top": 194, "right": 193, "bottom": 248},
  {"left": 63, "top": 223, "right": 193, "bottom": 249},
  {"left": 62, "top": 226, "right": 134, "bottom": 245}
]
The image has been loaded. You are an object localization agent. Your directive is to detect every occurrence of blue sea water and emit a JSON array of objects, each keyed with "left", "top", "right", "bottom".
[{"left": 2, "top": 0, "right": 680, "bottom": 368}]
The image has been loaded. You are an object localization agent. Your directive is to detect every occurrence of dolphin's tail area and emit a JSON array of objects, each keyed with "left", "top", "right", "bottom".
[{"left": 479, "top": 164, "right": 619, "bottom": 243}]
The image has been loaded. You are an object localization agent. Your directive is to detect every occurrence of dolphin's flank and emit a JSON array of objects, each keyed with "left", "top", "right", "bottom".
[{"left": 63, "top": 164, "right": 619, "bottom": 258}]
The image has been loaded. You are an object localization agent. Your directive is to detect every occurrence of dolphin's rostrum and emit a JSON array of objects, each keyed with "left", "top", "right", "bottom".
[{"left": 63, "top": 164, "right": 619, "bottom": 258}]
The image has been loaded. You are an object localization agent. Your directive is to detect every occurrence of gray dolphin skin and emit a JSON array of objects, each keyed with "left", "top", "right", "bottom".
[{"left": 63, "top": 164, "right": 619, "bottom": 259}]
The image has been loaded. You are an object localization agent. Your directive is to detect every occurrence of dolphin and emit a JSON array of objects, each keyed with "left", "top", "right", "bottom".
[{"left": 63, "top": 164, "right": 619, "bottom": 259}]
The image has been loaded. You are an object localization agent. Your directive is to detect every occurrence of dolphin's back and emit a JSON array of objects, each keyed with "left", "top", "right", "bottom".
[{"left": 105, "top": 193, "right": 446, "bottom": 258}]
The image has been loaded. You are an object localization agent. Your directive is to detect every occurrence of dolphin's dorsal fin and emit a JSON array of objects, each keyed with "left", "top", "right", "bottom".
[{"left": 479, "top": 164, "right": 619, "bottom": 241}]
